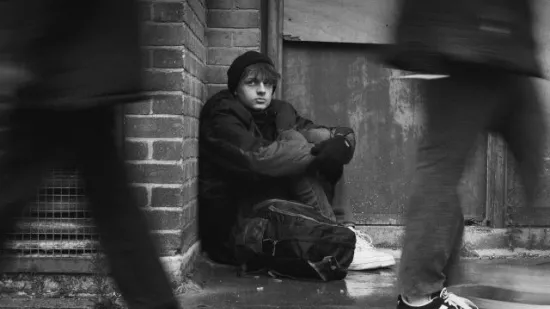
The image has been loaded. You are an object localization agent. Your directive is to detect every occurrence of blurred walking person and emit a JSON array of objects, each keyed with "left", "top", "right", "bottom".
[
  {"left": 385, "top": 0, "right": 547, "bottom": 308},
  {"left": 0, "top": 1, "right": 180, "bottom": 308}
]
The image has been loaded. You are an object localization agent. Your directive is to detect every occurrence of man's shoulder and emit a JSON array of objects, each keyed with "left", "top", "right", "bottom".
[{"left": 201, "top": 89, "right": 251, "bottom": 122}]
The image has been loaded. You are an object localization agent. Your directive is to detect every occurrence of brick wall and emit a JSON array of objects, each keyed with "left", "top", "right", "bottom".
[
  {"left": 205, "top": 0, "right": 262, "bottom": 97},
  {"left": 122, "top": 0, "right": 262, "bottom": 260},
  {"left": 125, "top": 0, "right": 207, "bottom": 257}
]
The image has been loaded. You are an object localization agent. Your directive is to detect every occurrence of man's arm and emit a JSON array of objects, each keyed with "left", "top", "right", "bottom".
[
  {"left": 200, "top": 109, "right": 316, "bottom": 177},
  {"left": 288, "top": 105, "right": 356, "bottom": 157}
]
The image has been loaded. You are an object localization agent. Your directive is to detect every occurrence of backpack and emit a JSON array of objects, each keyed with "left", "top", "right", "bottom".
[{"left": 230, "top": 199, "right": 356, "bottom": 281}]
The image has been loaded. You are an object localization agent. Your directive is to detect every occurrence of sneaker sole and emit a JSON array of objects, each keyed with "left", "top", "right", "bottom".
[{"left": 348, "top": 259, "right": 396, "bottom": 271}]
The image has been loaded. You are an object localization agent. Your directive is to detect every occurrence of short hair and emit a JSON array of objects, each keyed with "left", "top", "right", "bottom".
[{"left": 239, "top": 62, "right": 281, "bottom": 86}]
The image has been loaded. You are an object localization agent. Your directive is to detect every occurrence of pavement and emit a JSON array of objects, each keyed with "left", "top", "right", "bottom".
[
  {"left": 1, "top": 255, "right": 550, "bottom": 308},
  {"left": 178, "top": 255, "right": 550, "bottom": 309}
]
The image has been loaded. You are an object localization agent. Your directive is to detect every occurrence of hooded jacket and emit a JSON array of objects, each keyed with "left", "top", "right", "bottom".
[{"left": 198, "top": 90, "right": 355, "bottom": 264}]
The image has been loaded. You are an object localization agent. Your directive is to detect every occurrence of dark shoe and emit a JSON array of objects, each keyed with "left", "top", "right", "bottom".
[{"left": 397, "top": 288, "right": 478, "bottom": 309}]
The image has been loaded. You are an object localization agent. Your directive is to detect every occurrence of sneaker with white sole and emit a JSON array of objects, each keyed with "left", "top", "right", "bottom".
[
  {"left": 348, "top": 227, "right": 395, "bottom": 270},
  {"left": 397, "top": 288, "right": 478, "bottom": 309},
  {"left": 347, "top": 226, "right": 396, "bottom": 271}
]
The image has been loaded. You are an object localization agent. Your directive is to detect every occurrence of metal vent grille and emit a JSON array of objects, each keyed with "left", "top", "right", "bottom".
[{"left": 3, "top": 169, "right": 99, "bottom": 257}]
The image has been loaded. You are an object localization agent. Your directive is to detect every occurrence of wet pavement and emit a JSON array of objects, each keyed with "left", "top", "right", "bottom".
[{"left": 179, "top": 255, "right": 550, "bottom": 309}]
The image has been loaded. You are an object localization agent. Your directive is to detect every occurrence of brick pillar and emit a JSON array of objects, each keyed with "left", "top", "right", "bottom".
[
  {"left": 206, "top": 0, "right": 262, "bottom": 97},
  {"left": 125, "top": 0, "right": 206, "bottom": 270}
]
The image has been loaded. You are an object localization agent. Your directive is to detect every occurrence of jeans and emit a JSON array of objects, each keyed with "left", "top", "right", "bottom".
[
  {"left": 279, "top": 130, "right": 354, "bottom": 225},
  {"left": 0, "top": 106, "right": 179, "bottom": 309},
  {"left": 398, "top": 72, "right": 546, "bottom": 296}
]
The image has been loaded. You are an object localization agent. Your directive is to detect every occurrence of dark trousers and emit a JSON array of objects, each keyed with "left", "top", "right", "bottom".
[
  {"left": 293, "top": 170, "right": 354, "bottom": 225},
  {"left": 398, "top": 72, "right": 546, "bottom": 296},
  {"left": 0, "top": 106, "right": 178, "bottom": 309},
  {"left": 280, "top": 129, "right": 354, "bottom": 225}
]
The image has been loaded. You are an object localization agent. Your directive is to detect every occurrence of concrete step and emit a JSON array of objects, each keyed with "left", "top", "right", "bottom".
[{"left": 359, "top": 226, "right": 550, "bottom": 256}]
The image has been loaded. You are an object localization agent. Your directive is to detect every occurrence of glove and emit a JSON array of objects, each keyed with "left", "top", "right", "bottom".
[
  {"left": 310, "top": 136, "right": 352, "bottom": 183},
  {"left": 311, "top": 136, "right": 353, "bottom": 165}
]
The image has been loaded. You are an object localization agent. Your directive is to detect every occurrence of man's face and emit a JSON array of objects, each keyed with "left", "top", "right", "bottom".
[{"left": 236, "top": 74, "right": 274, "bottom": 111}]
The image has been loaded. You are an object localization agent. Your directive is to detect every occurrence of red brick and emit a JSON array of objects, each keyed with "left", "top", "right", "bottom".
[
  {"left": 235, "top": 0, "right": 260, "bottom": 9},
  {"left": 233, "top": 29, "right": 260, "bottom": 47},
  {"left": 130, "top": 186, "right": 150, "bottom": 208},
  {"left": 151, "top": 187, "right": 183, "bottom": 208},
  {"left": 182, "top": 139, "right": 198, "bottom": 160},
  {"left": 143, "top": 70, "right": 183, "bottom": 92},
  {"left": 142, "top": 24, "right": 189, "bottom": 46},
  {"left": 185, "top": 7, "right": 205, "bottom": 41},
  {"left": 139, "top": 2, "right": 152, "bottom": 21},
  {"left": 182, "top": 97, "right": 199, "bottom": 118},
  {"left": 125, "top": 101, "right": 151, "bottom": 115},
  {"left": 187, "top": 78, "right": 205, "bottom": 99},
  {"left": 182, "top": 160, "right": 198, "bottom": 181},
  {"left": 183, "top": 200, "right": 198, "bottom": 223},
  {"left": 185, "top": 32, "right": 207, "bottom": 62},
  {"left": 188, "top": 0, "right": 206, "bottom": 25},
  {"left": 125, "top": 116, "right": 184, "bottom": 138},
  {"left": 152, "top": 95, "right": 184, "bottom": 115},
  {"left": 127, "top": 163, "right": 183, "bottom": 184},
  {"left": 207, "top": 84, "right": 226, "bottom": 97},
  {"left": 206, "top": 0, "right": 233, "bottom": 9},
  {"left": 152, "top": 49, "right": 184, "bottom": 69},
  {"left": 180, "top": 221, "right": 198, "bottom": 253},
  {"left": 146, "top": 209, "right": 184, "bottom": 230},
  {"left": 153, "top": 141, "right": 182, "bottom": 161},
  {"left": 205, "top": 65, "right": 228, "bottom": 84},
  {"left": 153, "top": 2, "right": 185, "bottom": 22},
  {"left": 151, "top": 232, "right": 181, "bottom": 256},
  {"left": 207, "top": 47, "right": 247, "bottom": 65},
  {"left": 182, "top": 180, "right": 198, "bottom": 204},
  {"left": 125, "top": 140, "right": 149, "bottom": 160},
  {"left": 183, "top": 54, "right": 204, "bottom": 80},
  {"left": 206, "top": 29, "right": 231, "bottom": 47},
  {"left": 182, "top": 77, "right": 205, "bottom": 99},
  {"left": 183, "top": 118, "right": 199, "bottom": 139},
  {"left": 207, "top": 10, "right": 259, "bottom": 28}
]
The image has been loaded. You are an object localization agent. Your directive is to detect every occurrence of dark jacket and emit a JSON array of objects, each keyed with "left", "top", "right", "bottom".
[
  {"left": 387, "top": 0, "right": 542, "bottom": 78},
  {"left": 198, "top": 90, "right": 355, "bottom": 264},
  {"left": 0, "top": 0, "right": 142, "bottom": 109}
]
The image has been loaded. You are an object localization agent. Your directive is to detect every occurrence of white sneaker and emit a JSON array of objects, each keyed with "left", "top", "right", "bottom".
[{"left": 347, "top": 227, "right": 396, "bottom": 271}]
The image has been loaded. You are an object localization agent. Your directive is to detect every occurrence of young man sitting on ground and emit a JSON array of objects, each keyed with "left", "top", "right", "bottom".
[{"left": 198, "top": 51, "right": 395, "bottom": 271}]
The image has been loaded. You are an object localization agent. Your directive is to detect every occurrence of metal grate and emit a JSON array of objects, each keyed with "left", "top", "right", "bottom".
[{"left": 3, "top": 169, "right": 100, "bottom": 257}]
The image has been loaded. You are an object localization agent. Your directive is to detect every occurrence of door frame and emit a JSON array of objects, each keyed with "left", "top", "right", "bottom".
[{"left": 263, "top": 0, "right": 284, "bottom": 100}]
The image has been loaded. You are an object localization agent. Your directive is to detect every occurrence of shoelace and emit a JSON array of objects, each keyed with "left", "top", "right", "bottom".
[
  {"left": 439, "top": 288, "right": 478, "bottom": 309},
  {"left": 349, "top": 227, "right": 375, "bottom": 249}
]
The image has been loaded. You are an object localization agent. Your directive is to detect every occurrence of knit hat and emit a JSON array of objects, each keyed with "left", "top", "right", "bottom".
[{"left": 227, "top": 51, "right": 275, "bottom": 94}]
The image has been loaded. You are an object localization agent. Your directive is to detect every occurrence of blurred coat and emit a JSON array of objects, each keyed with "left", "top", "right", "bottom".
[
  {"left": 0, "top": 0, "right": 143, "bottom": 109},
  {"left": 386, "top": 0, "right": 543, "bottom": 78}
]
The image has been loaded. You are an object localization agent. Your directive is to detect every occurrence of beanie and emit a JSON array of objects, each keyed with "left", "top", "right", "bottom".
[{"left": 227, "top": 51, "right": 274, "bottom": 94}]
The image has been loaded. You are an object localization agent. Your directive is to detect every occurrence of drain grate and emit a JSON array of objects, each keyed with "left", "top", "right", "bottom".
[{"left": 3, "top": 169, "right": 99, "bottom": 257}]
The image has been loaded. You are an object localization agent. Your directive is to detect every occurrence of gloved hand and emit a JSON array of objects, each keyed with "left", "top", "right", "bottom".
[
  {"left": 310, "top": 136, "right": 352, "bottom": 182},
  {"left": 311, "top": 135, "right": 353, "bottom": 165}
]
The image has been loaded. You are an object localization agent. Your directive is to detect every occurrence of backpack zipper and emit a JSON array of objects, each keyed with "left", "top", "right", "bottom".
[
  {"left": 266, "top": 205, "right": 339, "bottom": 228},
  {"left": 263, "top": 239, "right": 279, "bottom": 256}
]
